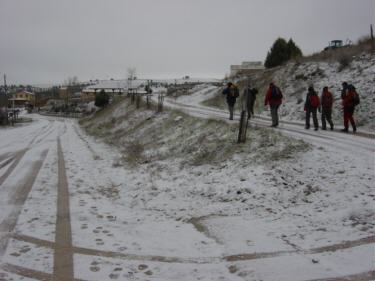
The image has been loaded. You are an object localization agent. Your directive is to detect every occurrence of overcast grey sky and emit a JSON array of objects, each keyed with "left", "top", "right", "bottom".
[{"left": 0, "top": 0, "right": 374, "bottom": 85}]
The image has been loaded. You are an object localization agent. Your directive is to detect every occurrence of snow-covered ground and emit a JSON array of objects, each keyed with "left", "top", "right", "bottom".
[
  {"left": 0, "top": 85, "right": 374, "bottom": 281},
  {"left": 242, "top": 53, "right": 375, "bottom": 131}
]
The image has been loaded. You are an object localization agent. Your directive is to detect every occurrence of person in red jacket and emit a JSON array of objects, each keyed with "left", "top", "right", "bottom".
[
  {"left": 304, "top": 86, "right": 320, "bottom": 131},
  {"left": 320, "top": 86, "right": 334, "bottom": 130},
  {"left": 342, "top": 84, "right": 357, "bottom": 133},
  {"left": 264, "top": 83, "right": 283, "bottom": 127}
]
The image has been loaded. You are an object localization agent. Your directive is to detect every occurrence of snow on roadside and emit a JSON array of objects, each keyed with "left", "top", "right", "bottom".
[
  {"left": 62, "top": 121, "right": 223, "bottom": 258},
  {"left": 248, "top": 53, "right": 375, "bottom": 130},
  {"left": 79, "top": 92, "right": 375, "bottom": 252},
  {"left": 0, "top": 83, "right": 373, "bottom": 280},
  {"left": 74, "top": 254, "right": 241, "bottom": 281}
]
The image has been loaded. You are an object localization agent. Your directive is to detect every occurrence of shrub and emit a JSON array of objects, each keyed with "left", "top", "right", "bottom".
[
  {"left": 95, "top": 90, "right": 110, "bottom": 107},
  {"left": 265, "top": 38, "right": 303, "bottom": 68},
  {"left": 337, "top": 53, "right": 351, "bottom": 72},
  {"left": 295, "top": 74, "right": 307, "bottom": 80}
]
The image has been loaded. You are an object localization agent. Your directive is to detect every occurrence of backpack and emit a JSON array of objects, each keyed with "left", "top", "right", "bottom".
[
  {"left": 309, "top": 94, "right": 320, "bottom": 108},
  {"left": 233, "top": 86, "right": 239, "bottom": 98},
  {"left": 321, "top": 91, "right": 333, "bottom": 107},
  {"left": 271, "top": 87, "right": 282, "bottom": 99},
  {"left": 353, "top": 91, "right": 360, "bottom": 106}
]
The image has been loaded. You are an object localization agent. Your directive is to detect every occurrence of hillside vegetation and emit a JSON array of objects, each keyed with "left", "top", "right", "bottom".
[
  {"left": 206, "top": 38, "right": 375, "bottom": 130},
  {"left": 79, "top": 97, "right": 308, "bottom": 169}
]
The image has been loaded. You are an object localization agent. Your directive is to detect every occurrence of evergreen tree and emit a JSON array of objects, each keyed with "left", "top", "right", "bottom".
[
  {"left": 95, "top": 90, "right": 109, "bottom": 107},
  {"left": 265, "top": 37, "right": 303, "bottom": 68},
  {"left": 287, "top": 39, "right": 303, "bottom": 59}
]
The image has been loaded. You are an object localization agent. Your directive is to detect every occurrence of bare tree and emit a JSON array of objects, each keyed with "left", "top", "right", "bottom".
[
  {"left": 62, "top": 76, "right": 80, "bottom": 107},
  {"left": 64, "top": 76, "right": 79, "bottom": 86},
  {"left": 127, "top": 67, "right": 136, "bottom": 90},
  {"left": 127, "top": 68, "right": 136, "bottom": 81}
]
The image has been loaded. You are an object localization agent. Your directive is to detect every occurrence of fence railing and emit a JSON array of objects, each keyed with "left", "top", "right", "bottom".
[{"left": 38, "top": 112, "right": 83, "bottom": 118}]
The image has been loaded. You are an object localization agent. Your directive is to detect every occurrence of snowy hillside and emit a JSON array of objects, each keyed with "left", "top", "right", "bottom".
[{"left": 243, "top": 52, "right": 375, "bottom": 130}]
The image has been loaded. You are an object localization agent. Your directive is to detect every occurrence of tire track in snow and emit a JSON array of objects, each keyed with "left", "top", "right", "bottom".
[
  {"left": 53, "top": 137, "right": 74, "bottom": 281},
  {"left": 0, "top": 155, "right": 15, "bottom": 170},
  {"left": 0, "top": 120, "right": 58, "bottom": 188},
  {"left": 0, "top": 262, "right": 86, "bottom": 281},
  {"left": 0, "top": 152, "right": 13, "bottom": 163},
  {"left": 0, "top": 149, "right": 49, "bottom": 257},
  {"left": 10, "top": 233, "right": 375, "bottom": 264},
  {"left": 0, "top": 149, "right": 28, "bottom": 187},
  {"left": 305, "top": 270, "right": 375, "bottom": 281}
]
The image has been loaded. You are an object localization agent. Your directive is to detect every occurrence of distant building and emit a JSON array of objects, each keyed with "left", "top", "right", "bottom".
[
  {"left": 59, "top": 87, "right": 69, "bottom": 100},
  {"left": 59, "top": 85, "right": 84, "bottom": 103},
  {"left": 230, "top": 61, "right": 265, "bottom": 76},
  {"left": 8, "top": 90, "right": 35, "bottom": 107},
  {"left": 80, "top": 80, "right": 132, "bottom": 102},
  {"left": 80, "top": 89, "right": 97, "bottom": 102}
]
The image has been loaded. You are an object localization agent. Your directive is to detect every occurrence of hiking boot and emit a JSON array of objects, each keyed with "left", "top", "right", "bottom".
[
  {"left": 314, "top": 127, "right": 319, "bottom": 131},
  {"left": 322, "top": 127, "right": 327, "bottom": 130},
  {"left": 341, "top": 128, "right": 348, "bottom": 133},
  {"left": 305, "top": 126, "right": 310, "bottom": 130}
]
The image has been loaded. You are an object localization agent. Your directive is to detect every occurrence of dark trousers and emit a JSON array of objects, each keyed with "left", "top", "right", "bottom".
[
  {"left": 305, "top": 108, "right": 318, "bottom": 129},
  {"left": 228, "top": 104, "right": 234, "bottom": 120},
  {"left": 321, "top": 107, "right": 334, "bottom": 129},
  {"left": 246, "top": 100, "right": 255, "bottom": 119},
  {"left": 270, "top": 105, "right": 279, "bottom": 126},
  {"left": 343, "top": 107, "right": 356, "bottom": 130}
]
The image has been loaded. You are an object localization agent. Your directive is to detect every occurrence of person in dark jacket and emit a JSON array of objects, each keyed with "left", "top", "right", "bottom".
[
  {"left": 243, "top": 84, "right": 258, "bottom": 119},
  {"left": 264, "top": 83, "right": 283, "bottom": 127},
  {"left": 304, "top": 86, "right": 320, "bottom": 130},
  {"left": 320, "top": 86, "right": 334, "bottom": 130},
  {"left": 341, "top": 84, "right": 357, "bottom": 133},
  {"left": 222, "top": 82, "right": 239, "bottom": 120}
]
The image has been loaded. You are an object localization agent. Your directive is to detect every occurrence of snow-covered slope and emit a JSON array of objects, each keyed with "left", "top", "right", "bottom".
[
  {"left": 244, "top": 53, "right": 375, "bottom": 130},
  {"left": 74, "top": 88, "right": 375, "bottom": 280}
]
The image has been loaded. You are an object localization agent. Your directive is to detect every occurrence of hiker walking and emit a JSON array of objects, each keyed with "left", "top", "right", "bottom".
[
  {"left": 243, "top": 84, "right": 258, "bottom": 119},
  {"left": 320, "top": 86, "right": 334, "bottom": 130},
  {"left": 304, "top": 86, "right": 320, "bottom": 131},
  {"left": 222, "top": 82, "right": 239, "bottom": 120},
  {"left": 341, "top": 84, "right": 359, "bottom": 133},
  {"left": 264, "top": 83, "right": 283, "bottom": 127},
  {"left": 341, "top": 82, "right": 349, "bottom": 99}
]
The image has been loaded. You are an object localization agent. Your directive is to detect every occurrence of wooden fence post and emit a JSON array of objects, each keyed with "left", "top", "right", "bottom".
[
  {"left": 146, "top": 94, "right": 151, "bottom": 109},
  {"left": 157, "top": 93, "right": 164, "bottom": 112},
  {"left": 237, "top": 110, "right": 248, "bottom": 143},
  {"left": 136, "top": 93, "right": 141, "bottom": 109}
]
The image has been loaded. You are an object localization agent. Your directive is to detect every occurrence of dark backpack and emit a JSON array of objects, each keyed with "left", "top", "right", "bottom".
[
  {"left": 233, "top": 86, "right": 239, "bottom": 98},
  {"left": 271, "top": 87, "right": 282, "bottom": 99},
  {"left": 309, "top": 95, "right": 320, "bottom": 108},
  {"left": 353, "top": 91, "right": 360, "bottom": 106}
]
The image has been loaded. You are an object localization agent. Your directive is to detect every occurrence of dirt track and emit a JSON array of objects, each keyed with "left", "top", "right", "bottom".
[
  {"left": 53, "top": 138, "right": 73, "bottom": 281},
  {"left": 0, "top": 114, "right": 374, "bottom": 281}
]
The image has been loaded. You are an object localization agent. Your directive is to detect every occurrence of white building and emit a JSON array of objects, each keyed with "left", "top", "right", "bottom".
[{"left": 230, "top": 61, "right": 265, "bottom": 76}]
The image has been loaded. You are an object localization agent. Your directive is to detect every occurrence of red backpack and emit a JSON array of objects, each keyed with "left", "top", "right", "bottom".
[{"left": 310, "top": 95, "right": 320, "bottom": 108}]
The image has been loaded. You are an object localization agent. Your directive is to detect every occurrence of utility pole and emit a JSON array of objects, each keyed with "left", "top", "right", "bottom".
[
  {"left": 371, "top": 24, "right": 374, "bottom": 53},
  {"left": 3, "top": 74, "right": 7, "bottom": 96}
]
